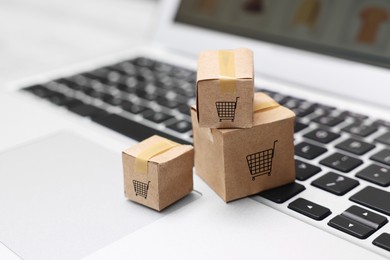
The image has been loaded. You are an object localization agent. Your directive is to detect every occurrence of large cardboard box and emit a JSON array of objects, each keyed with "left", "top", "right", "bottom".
[
  {"left": 196, "top": 48, "right": 254, "bottom": 129},
  {"left": 191, "top": 92, "right": 296, "bottom": 202},
  {"left": 122, "top": 135, "right": 194, "bottom": 211}
]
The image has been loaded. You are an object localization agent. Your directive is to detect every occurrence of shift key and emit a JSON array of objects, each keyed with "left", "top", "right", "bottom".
[{"left": 350, "top": 186, "right": 390, "bottom": 216}]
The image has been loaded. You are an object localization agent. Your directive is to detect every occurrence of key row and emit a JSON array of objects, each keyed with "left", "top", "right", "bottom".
[{"left": 259, "top": 183, "right": 390, "bottom": 251}]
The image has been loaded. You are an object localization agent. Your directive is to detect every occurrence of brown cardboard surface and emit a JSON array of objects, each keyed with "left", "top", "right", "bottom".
[
  {"left": 196, "top": 48, "right": 254, "bottom": 128},
  {"left": 191, "top": 93, "right": 296, "bottom": 202},
  {"left": 122, "top": 135, "right": 194, "bottom": 211}
]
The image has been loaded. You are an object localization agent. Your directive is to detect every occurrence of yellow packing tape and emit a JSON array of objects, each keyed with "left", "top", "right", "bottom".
[
  {"left": 218, "top": 50, "right": 236, "bottom": 93},
  {"left": 135, "top": 139, "right": 180, "bottom": 174},
  {"left": 253, "top": 93, "right": 280, "bottom": 112}
]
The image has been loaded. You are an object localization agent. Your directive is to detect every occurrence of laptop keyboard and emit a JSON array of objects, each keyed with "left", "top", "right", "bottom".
[{"left": 21, "top": 57, "right": 390, "bottom": 254}]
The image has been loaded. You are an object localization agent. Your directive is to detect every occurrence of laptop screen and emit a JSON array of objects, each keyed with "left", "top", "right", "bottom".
[{"left": 175, "top": 0, "right": 390, "bottom": 69}]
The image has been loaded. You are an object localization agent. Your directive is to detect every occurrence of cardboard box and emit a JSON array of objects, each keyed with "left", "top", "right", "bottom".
[
  {"left": 196, "top": 48, "right": 254, "bottom": 129},
  {"left": 191, "top": 92, "right": 296, "bottom": 202},
  {"left": 122, "top": 135, "right": 194, "bottom": 211}
]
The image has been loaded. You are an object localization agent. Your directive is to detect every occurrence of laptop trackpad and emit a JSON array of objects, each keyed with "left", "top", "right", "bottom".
[{"left": 0, "top": 132, "right": 200, "bottom": 260}]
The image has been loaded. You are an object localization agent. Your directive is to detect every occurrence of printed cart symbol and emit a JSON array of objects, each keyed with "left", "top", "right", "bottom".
[
  {"left": 363, "top": 212, "right": 368, "bottom": 217},
  {"left": 307, "top": 205, "right": 313, "bottom": 209},
  {"left": 348, "top": 223, "right": 354, "bottom": 228},
  {"left": 246, "top": 140, "right": 278, "bottom": 181},
  {"left": 215, "top": 97, "right": 239, "bottom": 122},
  {"left": 133, "top": 180, "right": 151, "bottom": 199}
]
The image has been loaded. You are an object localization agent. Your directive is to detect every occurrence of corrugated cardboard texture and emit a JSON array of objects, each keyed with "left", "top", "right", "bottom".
[
  {"left": 122, "top": 135, "right": 194, "bottom": 211},
  {"left": 196, "top": 48, "right": 254, "bottom": 128},
  {"left": 191, "top": 93, "right": 296, "bottom": 202}
]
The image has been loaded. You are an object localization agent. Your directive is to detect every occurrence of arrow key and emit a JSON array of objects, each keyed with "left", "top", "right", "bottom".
[
  {"left": 288, "top": 198, "right": 331, "bottom": 220},
  {"left": 328, "top": 215, "right": 375, "bottom": 239},
  {"left": 342, "top": 205, "right": 388, "bottom": 230}
]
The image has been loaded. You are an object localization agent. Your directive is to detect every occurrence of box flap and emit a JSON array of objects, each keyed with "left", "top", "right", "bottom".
[
  {"left": 197, "top": 48, "right": 254, "bottom": 82},
  {"left": 123, "top": 135, "right": 193, "bottom": 165}
]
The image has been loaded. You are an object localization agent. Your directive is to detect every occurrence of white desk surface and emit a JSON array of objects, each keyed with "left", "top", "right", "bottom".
[{"left": 1, "top": 0, "right": 156, "bottom": 86}]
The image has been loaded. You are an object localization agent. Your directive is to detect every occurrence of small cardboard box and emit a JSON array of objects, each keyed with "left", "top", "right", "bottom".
[
  {"left": 196, "top": 48, "right": 254, "bottom": 129},
  {"left": 191, "top": 92, "right": 296, "bottom": 202},
  {"left": 122, "top": 135, "right": 194, "bottom": 211}
]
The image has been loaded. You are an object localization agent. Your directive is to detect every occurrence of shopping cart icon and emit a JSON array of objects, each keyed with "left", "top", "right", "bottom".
[
  {"left": 246, "top": 140, "right": 278, "bottom": 181},
  {"left": 133, "top": 180, "right": 151, "bottom": 199},
  {"left": 215, "top": 97, "right": 239, "bottom": 122}
]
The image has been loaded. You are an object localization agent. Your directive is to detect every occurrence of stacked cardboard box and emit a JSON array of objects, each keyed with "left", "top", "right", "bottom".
[{"left": 192, "top": 48, "right": 296, "bottom": 202}]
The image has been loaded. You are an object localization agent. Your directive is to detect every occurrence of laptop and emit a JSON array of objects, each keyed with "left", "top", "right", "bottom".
[{"left": 2, "top": 0, "right": 390, "bottom": 259}]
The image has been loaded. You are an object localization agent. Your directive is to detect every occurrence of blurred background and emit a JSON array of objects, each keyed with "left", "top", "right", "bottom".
[{"left": 1, "top": 0, "right": 157, "bottom": 85}]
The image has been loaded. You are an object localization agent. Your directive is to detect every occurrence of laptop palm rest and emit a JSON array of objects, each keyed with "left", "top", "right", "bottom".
[{"left": 0, "top": 131, "right": 200, "bottom": 260}]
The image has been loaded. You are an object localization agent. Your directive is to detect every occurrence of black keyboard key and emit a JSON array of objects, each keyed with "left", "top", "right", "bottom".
[
  {"left": 295, "top": 142, "right": 327, "bottom": 160},
  {"left": 374, "top": 120, "right": 390, "bottom": 129},
  {"left": 64, "top": 99, "right": 83, "bottom": 109},
  {"left": 342, "top": 205, "right": 388, "bottom": 230},
  {"left": 154, "top": 61, "right": 174, "bottom": 73},
  {"left": 136, "top": 89, "right": 158, "bottom": 100},
  {"left": 133, "top": 57, "right": 155, "bottom": 67},
  {"left": 335, "top": 138, "right": 375, "bottom": 155},
  {"left": 313, "top": 115, "right": 343, "bottom": 127},
  {"left": 294, "top": 121, "right": 309, "bottom": 133},
  {"left": 295, "top": 159, "right": 321, "bottom": 181},
  {"left": 68, "top": 104, "right": 107, "bottom": 118},
  {"left": 313, "top": 105, "right": 333, "bottom": 117},
  {"left": 178, "top": 104, "right": 191, "bottom": 115},
  {"left": 288, "top": 198, "right": 331, "bottom": 221},
  {"left": 375, "top": 132, "right": 390, "bottom": 146},
  {"left": 92, "top": 114, "right": 190, "bottom": 144},
  {"left": 373, "top": 233, "right": 390, "bottom": 252},
  {"left": 284, "top": 98, "right": 302, "bottom": 109},
  {"left": 174, "top": 85, "right": 195, "bottom": 98},
  {"left": 292, "top": 101, "right": 317, "bottom": 118},
  {"left": 121, "top": 101, "right": 148, "bottom": 114},
  {"left": 320, "top": 153, "right": 363, "bottom": 173},
  {"left": 47, "top": 93, "right": 71, "bottom": 106},
  {"left": 156, "top": 96, "right": 181, "bottom": 108},
  {"left": 143, "top": 111, "right": 173, "bottom": 123},
  {"left": 102, "top": 94, "right": 123, "bottom": 106},
  {"left": 328, "top": 215, "right": 375, "bottom": 239},
  {"left": 304, "top": 129, "right": 340, "bottom": 144},
  {"left": 370, "top": 149, "right": 390, "bottom": 167},
  {"left": 23, "top": 85, "right": 53, "bottom": 98},
  {"left": 350, "top": 186, "right": 390, "bottom": 216},
  {"left": 83, "top": 88, "right": 106, "bottom": 99},
  {"left": 113, "top": 61, "right": 137, "bottom": 76},
  {"left": 259, "top": 182, "right": 305, "bottom": 204},
  {"left": 342, "top": 123, "right": 378, "bottom": 137},
  {"left": 311, "top": 172, "right": 359, "bottom": 195},
  {"left": 356, "top": 164, "right": 390, "bottom": 187},
  {"left": 166, "top": 120, "right": 192, "bottom": 133},
  {"left": 339, "top": 111, "right": 368, "bottom": 121},
  {"left": 86, "top": 68, "right": 110, "bottom": 82}
]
